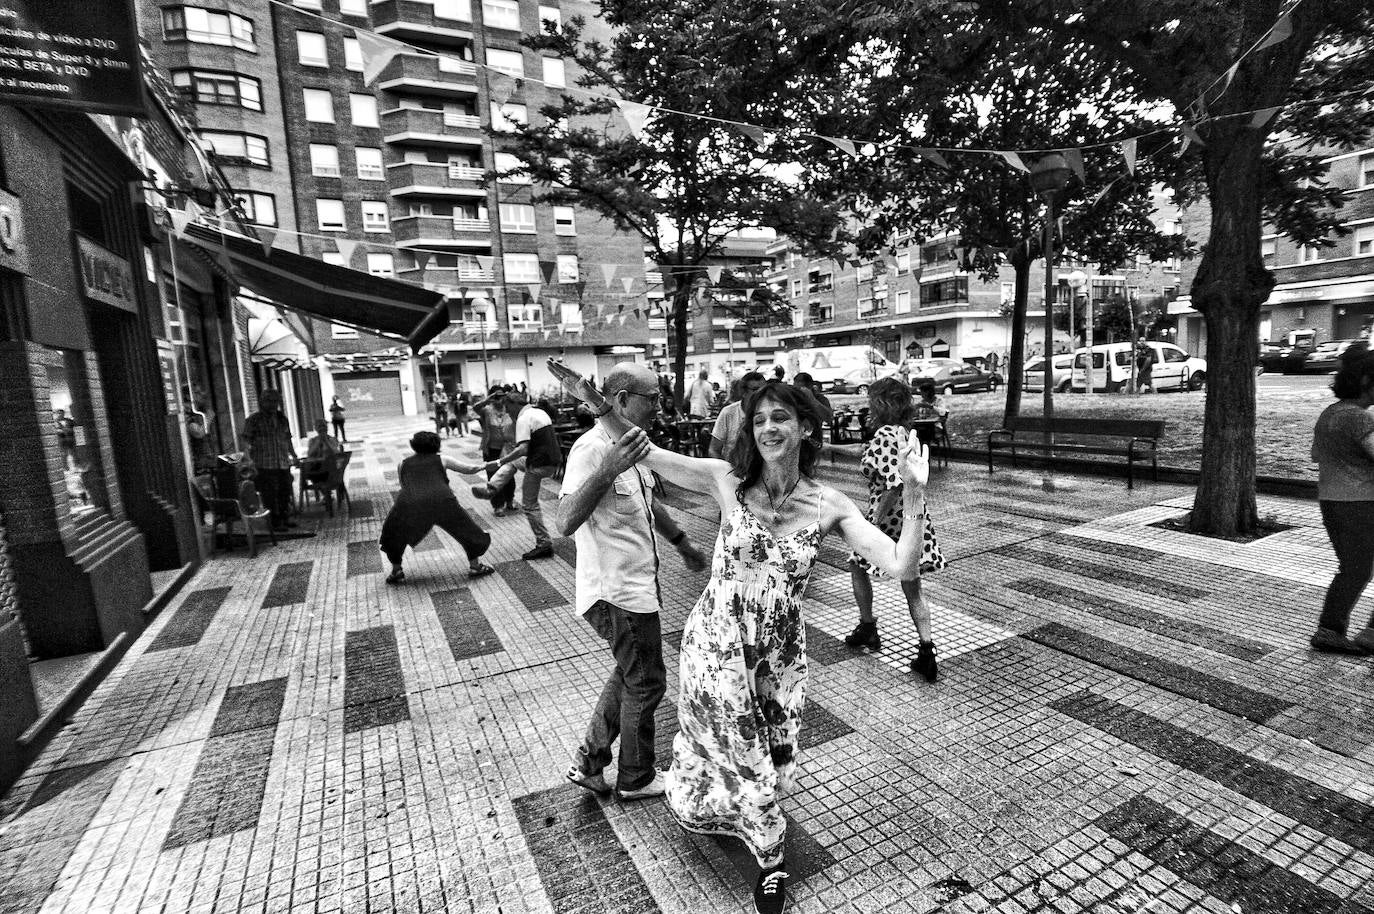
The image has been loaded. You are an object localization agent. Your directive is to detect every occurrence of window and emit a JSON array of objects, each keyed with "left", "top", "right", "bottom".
[
  {"left": 339, "top": 0, "right": 366, "bottom": 15},
  {"left": 1298, "top": 243, "right": 1323, "bottom": 263},
  {"left": 919, "top": 276, "right": 968, "bottom": 305},
  {"left": 162, "top": 7, "right": 256, "bottom": 51},
  {"left": 1261, "top": 238, "right": 1277, "bottom": 265},
  {"left": 200, "top": 132, "right": 269, "bottom": 167},
  {"left": 561, "top": 301, "right": 582, "bottom": 329},
  {"left": 895, "top": 289, "right": 911, "bottom": 313},
  {"left": 494, "top": 152, "right": 530, "bottom": 183},
  {"left": 1000, "top": 281, "right": 1014, "bottom": 304},
  {"left": 433, "top": 0, "right": 472, "bottom": 19},
  {"left": 542, "top": 57, "right": 566, "bottom": 88},
  {"left": 331, "top": 323, "right": 359, "bottom": 339},
  {"left": 297, "top": 31, "right": 327, "bottom": 67},
  {"left": 309, "top": 144, "right": 340, "bottom": 177},
  {"left": 316, "top": 198, "right": 346, "bottom": 231},
  {"left": 856, "top": 262, "right": 873, "bottom": 282},
  {"left": 483, "top": 0, "right": 520, "bottom": 29},
  {"left": 349, "top": 94, "right": 379, "bottom": 128},
  {"left": 806, "top": 270, "right": 832, "bottom": 293},
  {"left": 490, "top": 102, "right": 527, "bottom": 132},
  {"left": 171, "top": 70, "right": 262, "bottom": 111},
  {"left": 366, "top": 253, "right": 395, "bottom": 276},
  {"left": 896, "top": 251, "right": 910, "bottom": 274},
  {"left": 499, "top": 203, "right": 535, "bottom": 233},
  {"left": 857, "top": 296, "right": 875, "bottom": 315},
  {"left": 1361, "top": 154, "right": 1374, "bottom": 188},
  {"left": 355, "top": 147, "right": 384, "bottom": 180},
  {"left": 1355, "top": 225, "right": 1374, "bottom": 257},
  {"left": 292, "top": 0, "right": 322, "bottom": 8},
  {"left": 556, "top": 254, "right": 579, "bottom": 283},
  {"left": 507, "top": 303, "right": 543, "bottom": 332},
  {"left": 361, "top": 201, "right": 390, "bottom": 233},
  {"left": 553, "top": 205, "right": 576, "bottom": 235},
  {"left": 233, "top": 191, "right": 276, "bottom": 226},
  {"left": 921, "top": 240, "right": 955, "bottom": 267},
  {"left": 808, "top": 301, "right": 833, "bottom": 324},
  {"left": 486, "top": 48, "right": 524, "bottom": 78},
  {"left": 790, "top": 278, "right": 800, "bottom": 298},
  {"left": 343, "top": 38, "right": 363, "bottom": 72},
  {"left": 303, "top": 88, "right": 334, "bottom": 123},
  {"left": 503, "top": 253, "right": 540, "bottom": 282},
  {"left": 538, "top": 5, "right": 560, "bottom": 28}
]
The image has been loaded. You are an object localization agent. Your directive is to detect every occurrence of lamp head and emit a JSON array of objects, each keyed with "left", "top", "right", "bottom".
[{"left": 1030, "top": 153, "right": 1073, "bottom": 200}]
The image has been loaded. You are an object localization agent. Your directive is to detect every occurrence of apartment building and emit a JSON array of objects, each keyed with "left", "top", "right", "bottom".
[
  {"left": 139, "top": 0, "right": 651, "bottom": 414},
  {"left": 1172, "top": 147, "right": 1374, "bottom": 353}
]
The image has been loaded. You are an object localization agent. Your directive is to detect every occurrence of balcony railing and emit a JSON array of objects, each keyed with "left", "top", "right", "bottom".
[
  {"left": 381, "top": 108, "right": 484, "bottom": 146},
  {"left": 444, "top": 112, "right": 481, "bottom": 129},
  {"left": 449, "top": 164, "right": 484, "bottom": 180},
  {"left": 378, "top": 54, "right": 478, "bottom": 98},
  {"left": 371, "top": 0, "right": 474, "bottom": 45},
  {"left": 452, "top": 217, "right": 487, "bottom": 232},
  {"left": 386, "top": 162, "right": 486, "bottom": 194},
  {"left": 392, "top": 214, "right": 491, "bottom": 244}
]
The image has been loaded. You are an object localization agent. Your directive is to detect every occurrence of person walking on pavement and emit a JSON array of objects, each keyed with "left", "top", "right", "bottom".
[
  {"left": 378, "top": 430, "right": 495, "bottom": 584},
  {"left": 476, "top": 387, "right": 517, "bottom": 515},
  {"left": 1310, "top": 343, "right": 1374, "bottom": 655},
  {"left": 433, "top": 389, "right": 450, "bottom": 437},
  {"left": 476, "top": 393, "right": 562, "bottom": 560},
  {"left": 240, "top": 389, "right": 298, "bottom": 531},
  {"left": 329, "top": 395, "right": 347, "bottom": 442},
  {"left": 549, "top": 363, "right": 931, "bottom": 914},
  {"left": 688, "top": 369, "right": 714, "bottom": 419},
  {"left": 560, "top": 363, "right": 708, "bottom": 803}
]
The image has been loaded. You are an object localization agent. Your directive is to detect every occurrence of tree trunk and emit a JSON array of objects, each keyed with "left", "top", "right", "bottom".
[
  {"left": 1002, "top": 251, "right": 1032, "bottom": 426},
  {"left": 669, "top": 278, "right": 695, "bottom": 409},
  {"left": 1188, "top": 136, "right": 1273, "bottom": 537}
]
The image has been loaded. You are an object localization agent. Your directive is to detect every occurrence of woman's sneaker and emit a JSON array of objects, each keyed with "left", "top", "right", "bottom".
[
  {"left": 843, "top": 621, "right": 881, "bottom": 651},
  {"left": 910, "top": 640, "right": 938, "bottom": 682},
  {"left": 754, "top": 864, "right": 788, "bottom": 914}
]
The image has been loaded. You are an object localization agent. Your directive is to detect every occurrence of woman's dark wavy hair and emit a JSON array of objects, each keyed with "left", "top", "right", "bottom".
[
  {"left": 867, "top": 377, "right": 915, "bottom": 428},
  {"left": 729, "top": 381, "right": 821, "bottom": 488},
  {"left": 410, "top": 430, "right": 442, "bottom": 454},
  {"left": 1331, "top": 342, "right": 1374, "bottom": 399}
]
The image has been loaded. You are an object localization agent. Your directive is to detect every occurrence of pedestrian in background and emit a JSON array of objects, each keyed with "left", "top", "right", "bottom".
[
  {"left": 240, "top": 389, "right": 298, "bottom": 531},
  {"left": 688, "top": 369, "right": 714, "bottom": 418},
  {"left": 1310, "top": 343, "right": 1374, "bottom": 655},
  {"left": 329, "top": 395, "right": 347, "bottom": 442},
  {"left": 476, "top": 387, "right": 517, "bottom": 515},
  {"left": 454, "top": 391, "right": 472, "bottom": 436},
  {"left": 478, "top": 392, "right": 562, "bottom": 559}
]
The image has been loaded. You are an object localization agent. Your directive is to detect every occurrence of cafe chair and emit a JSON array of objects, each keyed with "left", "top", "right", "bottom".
[
  {"left": 236, "top": 479, "right": 277, "bottom": 558},
  {"left": 192, "top": 477, "right": 242, "bottom": 555},
  {"left": 300, "top": 451, "right": 352, "bottom": 517}
]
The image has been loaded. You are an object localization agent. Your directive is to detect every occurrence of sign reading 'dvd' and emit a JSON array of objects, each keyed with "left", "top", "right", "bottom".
[{"left": 0, "top": 0, "right": 143, "bottom": 116}]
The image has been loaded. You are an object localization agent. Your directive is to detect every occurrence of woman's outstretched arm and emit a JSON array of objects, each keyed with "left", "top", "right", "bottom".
[{"left": 829, "top": 432, "right": 930, "bottom": 579}]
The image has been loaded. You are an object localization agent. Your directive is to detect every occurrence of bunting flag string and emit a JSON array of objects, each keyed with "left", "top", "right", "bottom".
[
  {"left": 487, "top": 70, "right": 518, "bottom": 105},
  {"left": 334, "top": 238, "right": 359, "bottom": 266},
  {"left": 1121, "top": 137, "right": 1137, "bottom": 174},
  {"left": 599, "top": 263, "right": 617, "bottom": 288},
  {"left": 526, "top": 283, "right": 541, "bottom": 301},
  {"left": 621, "top": 276, "right": 635, "bottom": 294},
  {"left": 412, "top": 250, "right": 430, "bottom": 271},
  {"left": 1062, "top": 148, "right": 1086, "bottom": 182},
  {"left": 916, "top": 148, "right": 949, "bottom": 169},
  {"left": 1253, "top": 12, "right": 1293, "bottom": 52},
  {"left": 706, "top": 265, "right": 723, "bottom": 284},
  {"left": 999, "top": 151, "right": 1029, "bottom": 173},
  {"left": 618, "top": 100, "right": 651, "bottom": 140},
  {"left": 256, "top": 226, "right": 278, "bottom": 257},
  {"left": 357, "top": 30, "right": 405, "bottom": 85},
  {"left": 823, "top": 137, "right": 859, "bottom": 158}
]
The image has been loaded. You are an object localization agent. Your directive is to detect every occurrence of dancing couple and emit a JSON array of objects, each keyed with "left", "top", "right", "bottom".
[{"left": 552, "top": 361, "right": 931, "bottom": 914}]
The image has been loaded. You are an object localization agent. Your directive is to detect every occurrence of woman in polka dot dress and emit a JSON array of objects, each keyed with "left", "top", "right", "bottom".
[{"left": 843, "top": 378, "right": 946, "bottom": 679}]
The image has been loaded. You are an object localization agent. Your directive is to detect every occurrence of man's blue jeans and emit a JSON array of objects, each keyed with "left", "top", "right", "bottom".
[{"left": 574, "top": 601, "right": 666, "bottom": 791}]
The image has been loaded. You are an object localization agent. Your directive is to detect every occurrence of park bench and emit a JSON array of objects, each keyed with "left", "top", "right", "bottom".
[{"left": 987, "top": 416, "right": 1165, "bottom": 489}]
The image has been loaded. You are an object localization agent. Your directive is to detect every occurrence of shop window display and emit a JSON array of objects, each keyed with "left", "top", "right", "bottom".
[{"left": 45, "top": 353, "right": 109, "bottom": 517}]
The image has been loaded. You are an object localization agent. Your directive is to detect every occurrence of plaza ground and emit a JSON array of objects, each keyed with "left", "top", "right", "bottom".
[{"left": 1, "top": 413, "right": 1371, "bottom": 914}]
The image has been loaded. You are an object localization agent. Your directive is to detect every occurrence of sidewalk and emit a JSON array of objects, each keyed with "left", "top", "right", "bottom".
[{"left": 2, "top": 414, "right": 1371, "bottom": 914}]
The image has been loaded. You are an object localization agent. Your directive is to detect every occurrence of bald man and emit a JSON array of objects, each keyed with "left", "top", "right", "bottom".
[{"left": 559, "top": 363, "right": 707, "bottom": 801}]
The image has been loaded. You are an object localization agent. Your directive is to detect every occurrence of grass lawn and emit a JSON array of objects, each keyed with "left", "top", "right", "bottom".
[{"left": 830, "top": 385, "right": 1331, "bottom": 480}]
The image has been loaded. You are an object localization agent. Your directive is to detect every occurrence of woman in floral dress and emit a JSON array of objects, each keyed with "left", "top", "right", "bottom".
[
  {"left": 548, "top": 366, "right": 931, "bottom": 914},
  {"left": 839, "top": 378, "right": 946, "bottom": 680}
]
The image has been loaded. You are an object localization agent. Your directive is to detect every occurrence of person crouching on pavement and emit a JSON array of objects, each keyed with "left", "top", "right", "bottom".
[
  {"left": 560, "top": 363, "right": 707, "bottom": 802},
  {"left": 378, "top": 430, "right": 495, "bottom": 584},
  {"left": 474, "top": 393, "right": 563, "bottom": 560}
]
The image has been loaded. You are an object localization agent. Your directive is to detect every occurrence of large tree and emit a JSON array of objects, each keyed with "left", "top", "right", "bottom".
[
  {"left": 789, "top": 0, "right": 1374, "bottom": 535},
  {"left": 502, "top": 1, "right": 848, "bottom": 404}
]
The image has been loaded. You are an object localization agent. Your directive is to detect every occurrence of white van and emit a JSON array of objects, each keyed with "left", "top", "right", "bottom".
[
  {"left": 776, "top": 346, "right": 897, "bottom": 392},
  {"left": 1069, "top": 342, "right": 1207, "bottom": 392}
]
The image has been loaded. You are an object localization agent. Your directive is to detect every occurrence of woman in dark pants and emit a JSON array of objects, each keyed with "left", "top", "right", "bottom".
[
  {"left": 1310, "top": 344, "right": 1374, "bottom": 655},
  {"left": 379, "top": 431, "right": 495, "bottom": 584}
]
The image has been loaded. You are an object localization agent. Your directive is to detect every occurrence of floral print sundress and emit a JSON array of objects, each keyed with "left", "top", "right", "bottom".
[
  {"left": 848, "top": 424, "right": 946, "bottom": 577},
  {"left": 665, "top": 487, "right": 823, "bottom": 868}
]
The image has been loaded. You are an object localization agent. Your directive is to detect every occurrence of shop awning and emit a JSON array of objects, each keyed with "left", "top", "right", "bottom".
[{"left": 182, "top": 224, "right": 449, "bottom": 351}]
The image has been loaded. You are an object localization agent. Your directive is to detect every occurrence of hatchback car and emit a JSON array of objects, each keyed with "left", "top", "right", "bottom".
[
  {"left": 830, "top": 364, "right": 900, "bottom": 395},
  {"left": 912, "top": 364, "right": 1003, "bottom": 395},
  {"left": 1023, "top": 354, "right": 1075, "bottom": 392},
  {"left": 1303, "top": 339, "right": 1361, "bottom": 373}
]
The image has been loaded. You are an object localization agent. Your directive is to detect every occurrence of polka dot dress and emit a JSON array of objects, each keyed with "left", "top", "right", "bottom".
[{"left": 848, "top": 424, "right": 946, "bottom": 577}]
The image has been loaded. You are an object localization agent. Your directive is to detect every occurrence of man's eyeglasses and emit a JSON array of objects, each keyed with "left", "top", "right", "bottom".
[{"left": 625, "top": 390, "right": 662, "bottom": 405}]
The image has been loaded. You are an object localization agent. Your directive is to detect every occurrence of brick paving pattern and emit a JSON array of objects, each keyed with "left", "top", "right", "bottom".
[{"left": 2, "top": 415, "right": 1372, "bottom": 913}]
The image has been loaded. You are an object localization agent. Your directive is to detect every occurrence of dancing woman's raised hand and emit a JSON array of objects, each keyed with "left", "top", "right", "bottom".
[{"left": 899, "top": 430, "right": 930, "bottom": 489}]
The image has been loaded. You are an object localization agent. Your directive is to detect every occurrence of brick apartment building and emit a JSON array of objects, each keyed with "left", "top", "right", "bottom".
[{"left": 138, "top": 0, "right": 653, "bottom": 414}]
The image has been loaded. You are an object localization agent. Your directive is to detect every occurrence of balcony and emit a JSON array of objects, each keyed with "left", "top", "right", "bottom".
[
  {"left": 398, "top": 265, "right": 496, "bottom": 287},
  {"left": 371, "top": 0, "right": 474, "bottom": 46},
  {"left": 377, "top": 54, "right": 478, "bottom": 100},
  {"left": 392, "top": 214, "right": 492, "bottom": 248},
  {"left": 381, "top": 108, "right": 484, "bottom": 148},
  {"left": 387, "top": 162, "right": 487, "bottom": 198}
]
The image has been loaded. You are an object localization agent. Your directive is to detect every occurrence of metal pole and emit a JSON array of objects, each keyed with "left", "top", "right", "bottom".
[
  {"left": 1042, "top": 195, "right": 1056, "bottom": 444},
  {"left": 1085, "top": 291, "right": 1095, "bottom": 394}
]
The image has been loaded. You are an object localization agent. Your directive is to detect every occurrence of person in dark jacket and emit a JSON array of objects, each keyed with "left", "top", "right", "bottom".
[{"left": 378, "top": 430, "right": 495, "bottom": 584}]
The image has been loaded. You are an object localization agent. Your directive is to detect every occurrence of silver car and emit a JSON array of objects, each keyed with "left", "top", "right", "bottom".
[{"left": 1023, "top": 354, "right": 1074, "bottom": 392}]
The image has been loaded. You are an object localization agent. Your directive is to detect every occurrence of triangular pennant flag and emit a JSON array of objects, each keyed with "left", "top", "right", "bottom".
[
  {"left": 574, "top": 280, "right": 587, "bottom": 299},
  {"left": 488, "top": 70, "right": 517, "bottom": 105},
  {"left": 476, "top": 255, "right": 494, "bottom": 272},
  {"left": 633, "top": 307, "right": 642, "bottom": 319},
  {"left": 706, "top": 265, "right": 722, "bottom": 284},
  {"left": 822, "top": 136, "right": 859, "bottom": 158},
  {"left": 1121, "top": 138, "right": 1137, "bottom": 174},
  {"left": 335, "top": 238, "right": 360, "bottom": 266},
  {"left": 256, "top": 226, "right": 278, "bottom": 257},
  {"left": 357, "top": 30, "right": 405, "bottom": 85},
  {"left": 1254, "top": 13, "right": 1292, "bottom": 52},
  {"left": 618, "top": 314, "right": 628, "bottom": 325},
  {"left": 618, "top": 100, "right": 651, "bottom": 140},
  {"left": 599, "top": 263, "right": 617, "bottom": 288},
  {"left": 621, "top": 276, "right": 634, "bottom": 294},
  {"left": 540, "top": 260, "right": 557, "bottom": 284},
  {"left": 412, "top": 250, "right": 431, "bottom": 272},
  {"left": 543, "top": 329, "right": 552, "bottom": 339},
  {"left": 617, "top": 303, "right": 625, "bottom": 313},
  {"left": 526, "top": 283, "right": 541, "bottom": 302},
  {"left": 735, "top": 123, "right": 768, "bottom": 147},
  {"left": 916, "top": 148, "right": 949, "bottom": 169},
  {"left": 167, "top": 207, "right": 192, "bottom": 238},
  {"left": 1179, "top": 123, "right": 1206, "bottom": 154},
  {"left": 1062, "top": 148, "right": 1085, "bottom": 182},
  {"left": 999, "top": 151, "right": 1029, "bottom": 173},
  {"left": 952, "top": 246, "right": 966, "bottom": 267},
  {"left": 1091, "top": 177, "right": 1120, "bottom": 206},
  {"left": 548, "top": 296, "right": 560, "bottom": 311},
  {"left": 1218, "top": 62, "right": 1239, "bottom": 96},
  {"left": 1250, "top": 106, "right": 1282, "bottom": 130}
]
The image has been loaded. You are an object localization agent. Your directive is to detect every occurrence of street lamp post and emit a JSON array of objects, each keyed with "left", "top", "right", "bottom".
[
  {"left": 1030, "top": 154, "right": 1074, "bottom": 445},
  {"left": 459, "top": 286, "right": 490, "bottom": 392},
  {"left": 1063, "top": 269, "right": 1089, "bottom": 392},
  {"left": 723, "top": 318, "right": 738, "bottom": 381}
]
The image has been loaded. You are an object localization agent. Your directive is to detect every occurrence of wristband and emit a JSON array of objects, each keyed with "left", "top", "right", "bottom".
[{"left": 668, "top": 530, "right": 686, "bottom": 546}]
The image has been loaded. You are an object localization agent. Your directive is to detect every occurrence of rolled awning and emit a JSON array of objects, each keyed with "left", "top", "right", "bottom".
[{"left": 181, "top": 224, "right": 449, "bottom": 351}]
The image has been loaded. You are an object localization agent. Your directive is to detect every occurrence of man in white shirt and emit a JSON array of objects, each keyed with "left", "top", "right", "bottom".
[
  {"left": 687, "top": 369, "right": 714, "bottom": 418},
  {"left": 558, "top": 363, "right": 706, "bottom": 801},
  {"left": 480, "top": 394, "right": 563, "bottom": 559},
  {"left": 708, "top": 370, "right": 766, "bottom": 463}
]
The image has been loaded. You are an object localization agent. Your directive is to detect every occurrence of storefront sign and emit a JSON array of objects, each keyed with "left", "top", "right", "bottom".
[
  {"left": 75, "top": 234, "right": 137, "bottom": 313},
  {"left": 0, "top": 0, "right": 144, "bottom": 116},
  {"left": 0, "top": 189, "right": 27, "bottom": 273}
]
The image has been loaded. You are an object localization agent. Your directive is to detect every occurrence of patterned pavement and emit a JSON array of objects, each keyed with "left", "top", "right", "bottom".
[{"left": 2, "top": 414, "right": 1372, "bottom": 914}]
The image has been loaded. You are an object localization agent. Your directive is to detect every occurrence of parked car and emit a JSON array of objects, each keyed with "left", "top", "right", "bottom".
[
  {"left": 1069, "top": 341, "right": 1206, "bottom": 392},
  {"left": 774, "top": 345, "right": 897, "bottom": 391},
  {"left": 830, "top": 364, "right": 901, "bottom": 395},
  {"left": 900, "top": 357, "right": 963, "bottom": 378},
  {"left": 1302, "top": 339, "right": 1361, "bottom": 373},
  {"left": 1023, "top": 354, "right": 1075, "bottom": 392},
  {"left": 1257, "top": 343, "right": 1287, "bottom": 374},
  {"left": 911, "top": 364, "right": 1003, "bottom": 395}
]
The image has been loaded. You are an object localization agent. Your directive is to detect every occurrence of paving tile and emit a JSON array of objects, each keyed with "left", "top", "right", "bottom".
[
  {"left": 430, "top": 587, "right": 504, "bottom": 661},
  {"left": 1001, "top": 544, "right": 1209, "bottom": 601},
  {"left": 260, "top": 560, "right": 313, "bottom": 608},
  {"left": 347, "top": 539, "right": 383, "bottom": 576},
  {"left": 497, "top": 560, "right": 568, "bottom": 612},
  {"left": 349, "top": 499, "right": 375, "bottom": 518},
  {"left": 146, "top": 586, "right": 232, "bottom": 652},
  {"left": 343, "top": 624, "right": 410, "bottom": 733}
]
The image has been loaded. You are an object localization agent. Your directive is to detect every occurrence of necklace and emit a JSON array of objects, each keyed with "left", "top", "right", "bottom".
[{"left": 765, "top": 478, "right": 801, "bottom": 526}]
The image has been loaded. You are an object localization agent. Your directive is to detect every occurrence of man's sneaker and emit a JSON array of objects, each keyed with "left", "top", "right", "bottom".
[
  {"left": 1310, "top": 628, "right": 1368, "bottom": 655},
  {"left": 566, "top": 765, "right": 612, "bottom": 795},
  {"left": 754, "top": 865, "right": 788, "bottom": 914},
  {"left": 523, "top": 545, "right": 554, "bottom": 560},
  {"left": 1352, "top": 627, "right": 1374, "bottom": 654},
  {"left": 470, "top": 484, "right": 492, "bottom": 500},
  {"left": 468, "top": 562, "right": 496, "bottom": 579},
  {"left": 615, "top": 771, "right": 665, "bottom": 801},
  {"left": 385, "top": 569, "right": 405, "bottom": 585}
]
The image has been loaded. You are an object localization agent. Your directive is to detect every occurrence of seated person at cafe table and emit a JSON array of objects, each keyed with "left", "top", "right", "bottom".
[{"left": 301, "top": 419, "right": 341, "bottom": 486}]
